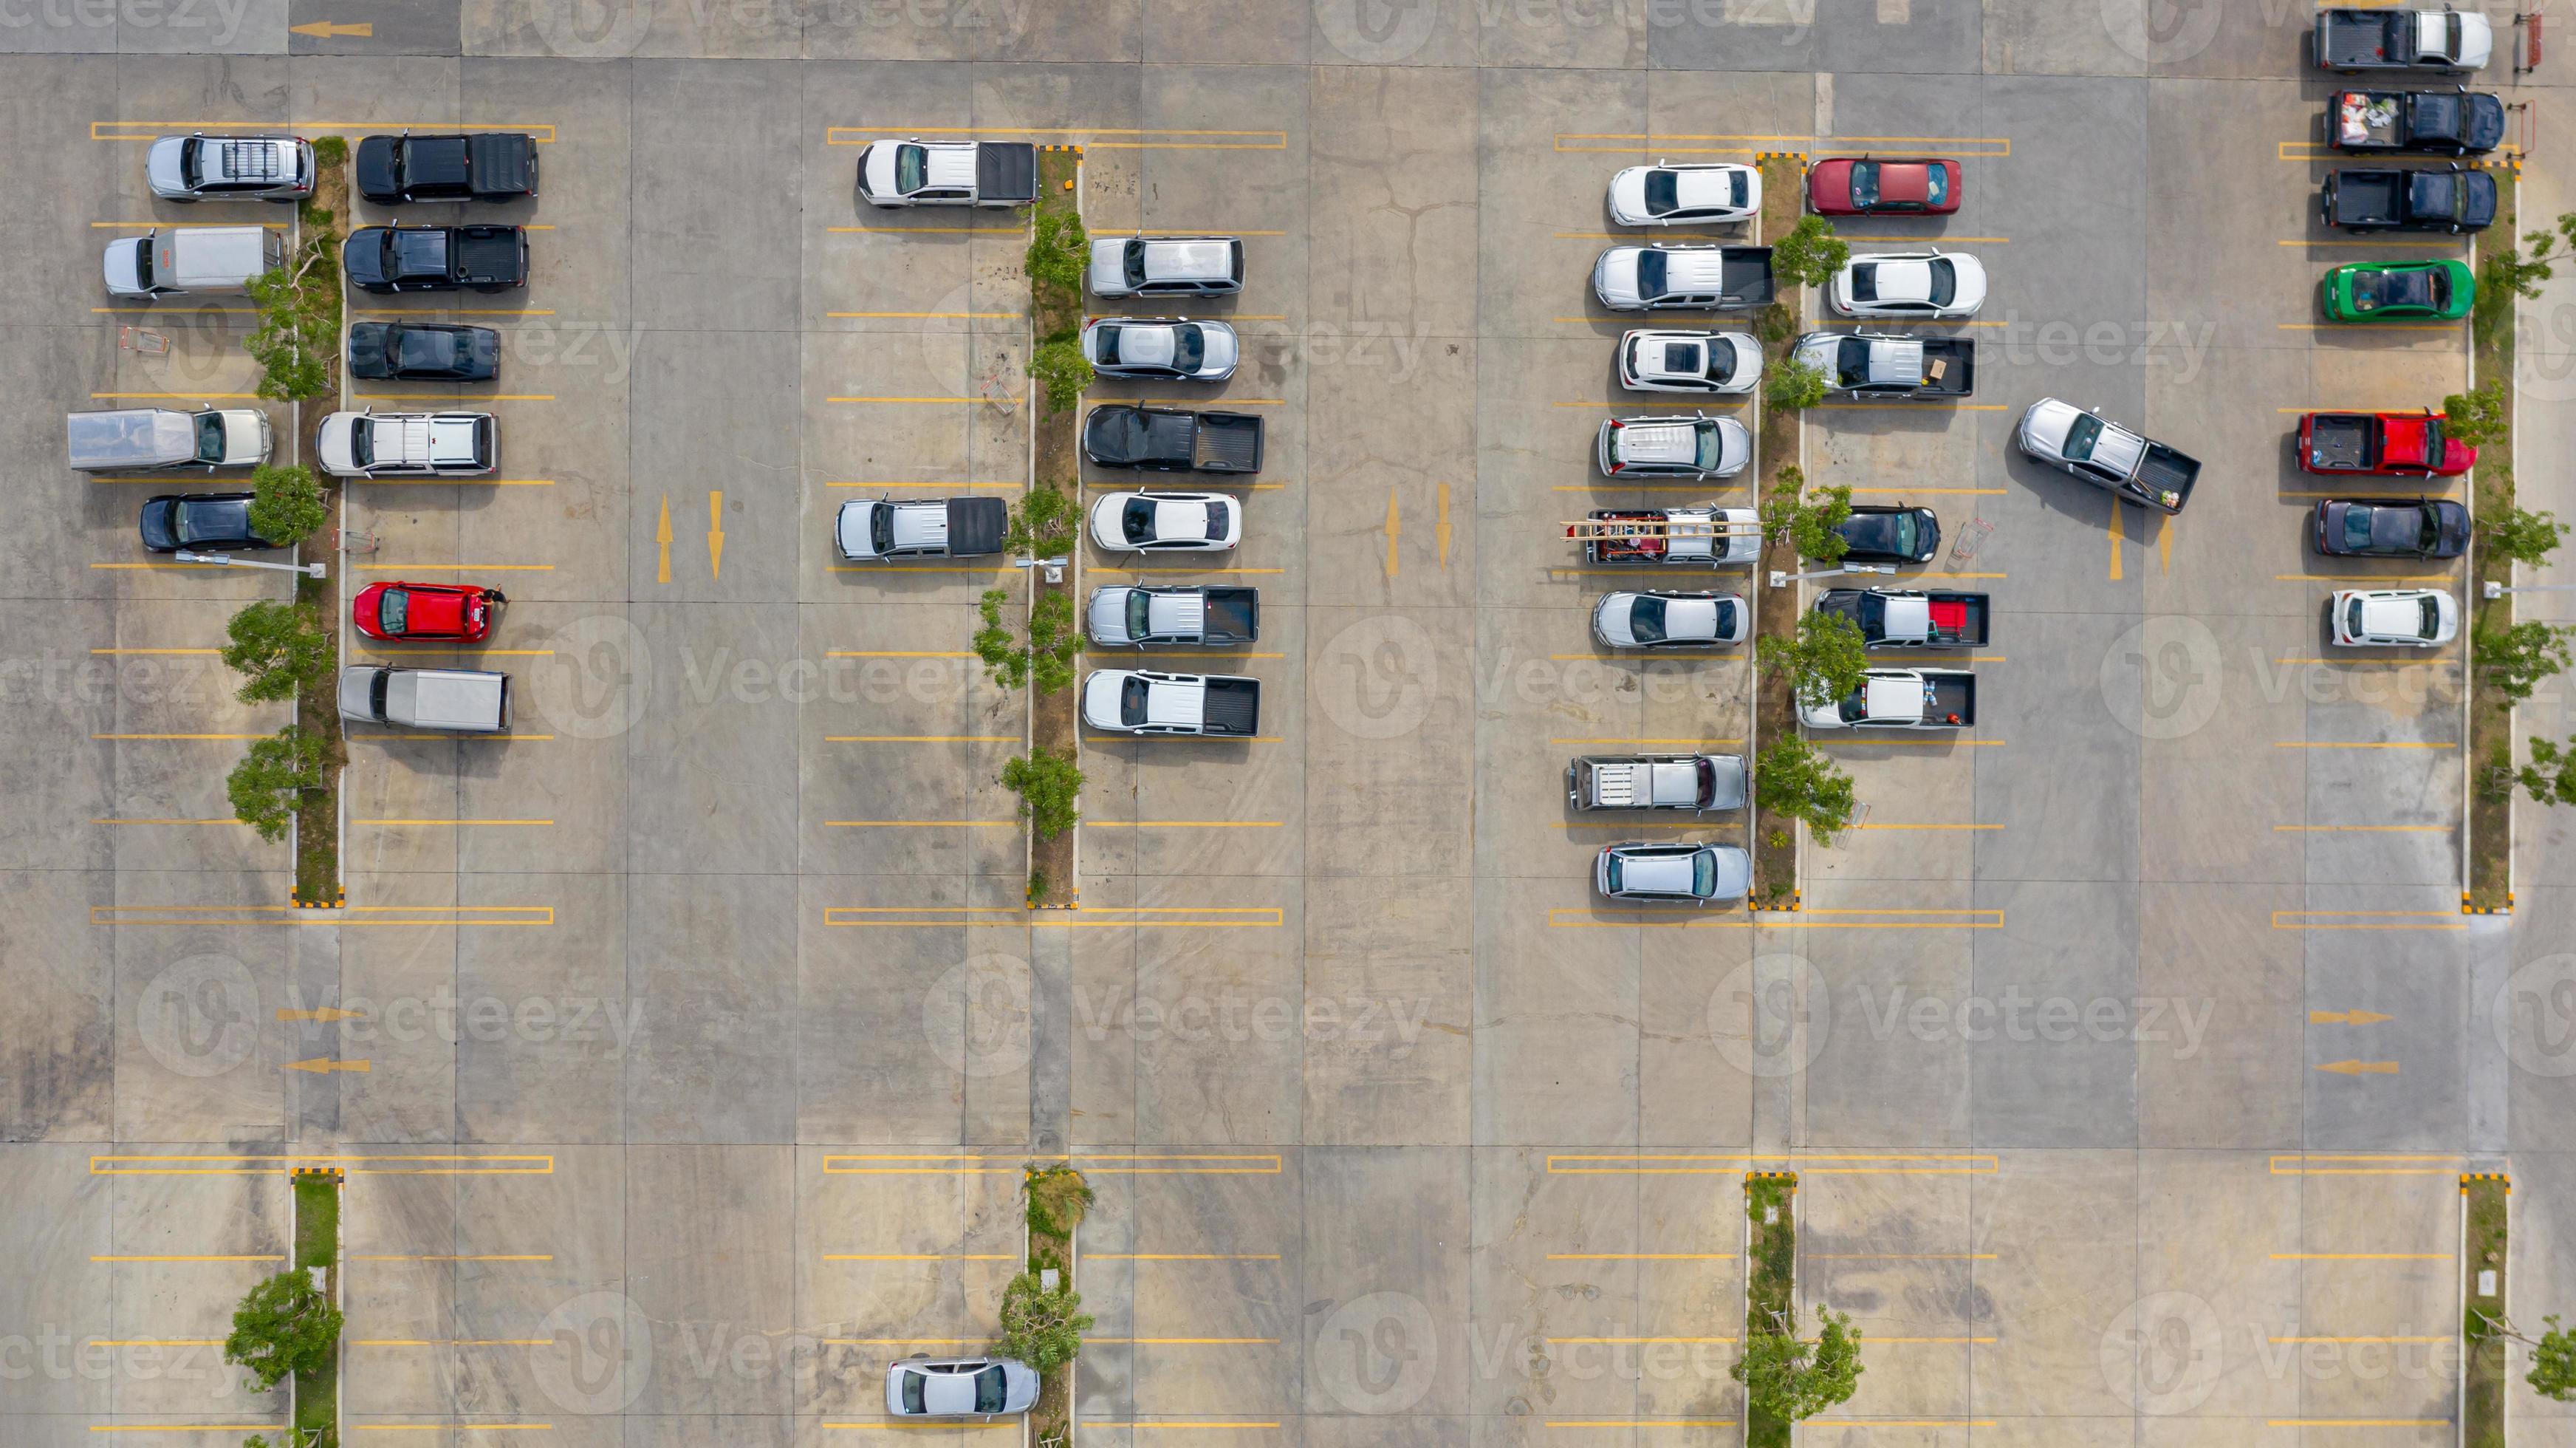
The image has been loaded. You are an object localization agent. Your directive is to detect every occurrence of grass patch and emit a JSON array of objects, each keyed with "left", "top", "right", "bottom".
[
  {"left": 1744, "top": 1172, "right": 1798, "bottom": 1447},
  {"left": 285, "top": 147, "right": 351, "bottom": 907},
  {"left": 2467, "top": 173, "right": 2518, "bottom": 911},
  {"left": 2463, "top": 1176, "right": 2509, "bottom": 1448},
  {"left": 293, "top": 1171, "right": 340, "bottom": 1444},
  {"left": 1024, "top": 147, "right": 1086, "bottom": 909},
  {"left": 1020, "top": 1163, "right": 1091, "bottom": 1445},
  {"left": 1749, "top": 155, "right": 1810, "bottom": 907}
]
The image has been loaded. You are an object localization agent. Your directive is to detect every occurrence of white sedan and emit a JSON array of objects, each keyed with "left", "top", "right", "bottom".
[
  {"left": 1594, "top": 841, "right": 1751, "bottom": 905},
  {"left": 2331, "top": 588, "right": 2459, "bottom": 647},
  {"left": 1608, "top": 162, "right": 1761, "bottom": 227},
  {"left": 1089, "top": 491, "right": 1241, "bottom": 553},
  {"left": 1619, "top": 329, "right": 1762, "bottom": 395},
  {"left": 885, "top": 1356, "right": 1038, "bottom": 1419},
  {"left": 1597, "top": 414, "right": 1752, "bottom": 479},
  {"left": 1080, "top": 318, "right": 1239, "bottom": 381},
  {"left": 1827, "top": 250, "right": 1987, "bottom": 320},
  {"left": 1593, "top": 590, "right": 1749, "bottom": 649}
]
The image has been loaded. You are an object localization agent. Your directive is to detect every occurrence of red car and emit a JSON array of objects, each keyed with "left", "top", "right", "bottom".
[
  {"left": 353, "top": 581, "right": 504, "bottom": 643},
  {"left": 2297, "top": 409, "right": 2475, "bottom": 478},
  {"left": 1806, "top": 156, "right": 1964, "bottom": 216}
]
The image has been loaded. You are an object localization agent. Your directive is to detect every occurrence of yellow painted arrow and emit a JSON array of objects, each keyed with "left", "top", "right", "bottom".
[
  {"left": 655, "top": 494, "right": 672, "bottom": 585},
  {"left": 708, "top": 490, "right": 725, "bottom": 580},
  {"left": 1383, "top": 486, "right": 1400, "bottom": 578},
  {"left": 289, "top": 20, "right": 372, "bottom": 38},
  {"left": 276, "top": 1007, "right": 364, "bottom": 1023},
  {"left": 282, "top": 1057, "right": 371, "bottom": 1075},
  {"left": 2310, "top": 1009, "right": 2395, "bottom": 1026},
  {"left": 2315, "top": 1059, "right": 2399, "bottom": 1076}
]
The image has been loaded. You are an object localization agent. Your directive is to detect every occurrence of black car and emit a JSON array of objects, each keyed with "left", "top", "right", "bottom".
[
  {"left": 347, "top": 321, "right": 501, "bottom": 383},
  {"left": 1832, "top": 504, "right": 1941, "bottom": 564},
  {"left": 139, "top": 493, "right": 281, "bottom": 553},
  {"left": 2312, "top": 496, "right": 2470, "bottom": 559}
]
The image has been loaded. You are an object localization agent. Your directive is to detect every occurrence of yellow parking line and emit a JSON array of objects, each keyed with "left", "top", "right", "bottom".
[
  {"left": 1803, "top": 1421, "right": 1998, "bottom": 1431},
  {"left": 2275, "top": 740, "right": 2455, "bottom": 749},
  {"left": 89, "top": 121, "right": 557, "bottom": 142},
  {"left": 91, "top": 220, "right": 284, "bottom": 229},
  {"left": 826, "top": 650, "right": 976, "bottom": 658},
  {"left": 2267, "top": 1421, "right": 2448, "bottom": 1429},
  {"left": 827, "top": 819, "right": 1017, "bottom": 827},
  {"left": 1549, "top": 737, "right": 1744, "bottom": 746},
  {"left": 89, "top": 1339, "right": 222, "bottom": 1347},
  {"left": 825, "top": 1254, "right": 1020, "bottom": 1261},
  {"left": 1546, "top": 1423, "right": 1738, "bottom": 1430},
  {"left": 1114, "top": 821, "right": 1284, "bottom": 828},
  {"left": 2270, "top": 1253, "right": 2450, "bottom": 1260},
  {"left": 826, "top": 311, "right": 1019, "bottom": 318},
  {"left": 1853, "top": 822, "right": 2000, "bottom": 830},
  {"left": 2274, "top": 656, "right": 2459, "bottom": 666},
  {"left": 352, "top": 394, "right": 554, "bottom": 403},
  {"left": 830, "top": 395, "right": 1023, "bottom": 405},
  {"left": 1089, "top": 1337, "right": 1278, "bottom": 1345},
  {"left": 92, "top": 817, "right": 245, "bottom": 825},
  {"left": 345, "top": 1424, "right": 553, "bottom": 1432},
  {"left": 356, "top": 563, "right": 554, "bottom": 571},
  {"left": 1547, "top": 1153, "right": 1998, "bottom": 1175},
  {"left": 349, "top": 733, "right": 554, "bottom": 742},
  {"left": 1090, "top": 1254, "right": 1282, "bottom": 1261},
  {"left": 92, "top": 732, "right": 272, "bottom": 741},
  {"left": 349, "top": 1255, "right": 555, "bottom": 1262},
  {"left": 1555, "top": 483, "right": 1753, "bottom": 494},
  {"left": 352, "top": 478, "right": 555, "bottom": 485},
  {"left": 1547, "top": 653, "right": 1735, "bottom": 660},
  {"left": 350, "top": 1339, "right": 551, "bottom": 1348},
  {"left": 826, "top": 736, "right": 1017, "bottom": 743},
  {"left": 1093, "top": 230, "right": 1288, "bottom": 238},
  {"left": 90, "top": 392, "right": 258, "bottom": 400},
  {"left": 1809, "top": 1253, "right": 1996, "bottom": 1260},
  {"left": 2277, "top": 824, "right": 2447, "bottom": 832},
  {"left": 2271, "top": 1154, "right": 2463, "bottom": 1175},
  {"left": 1075, "top": 1424, "right": 1281, "bottom": 1432},
  {"left": 1084, "top": 651, "right": 1283, "bottom": 660},
  {"left": 1842, "top": 236, "right": 2012, "bottom": 245},
  {"left": 92, "top": 1255, "right": 284, "bottom": 1263},
  {"left": 1087, "top": 735, "right": 1282, "bottom": 744},
  {"left": 1546, "top": 1336, "right": 1736, "bottom": 1344},
  {"left": 1548, "top": 1253, "right": 1736, "bottom": 1260},
  {"left": 2272, "top": 911, "right": 2464, "bottom": 932},
  {"left": 86, "top": 1426, "right": 284, "bottom": 1433},
  {"left": 829, "top": 564, "right": 1013, "bottom": 573},
  {"left": 95, "top": 305, "right": 256, "bottom": 314},
  {"left": 354, "top": 819, "right": 553, "bottom": 827},
  {"left": 1820, "top": 401, "right": 2006, "bottom": 411},
  {"left": 1818, "top": 737, "right": 2007, "bottom": 746}
]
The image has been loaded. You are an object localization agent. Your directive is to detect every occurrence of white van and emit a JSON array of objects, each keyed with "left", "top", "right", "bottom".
[
  {"left": 103, "top": 226, "right": 285, "bottom": 299},
  {"left": 340, "top": 666, "right": 510, "bottom": 734},
  {"left": 67, "top": 406, "right": 271, "bottom": 473}
]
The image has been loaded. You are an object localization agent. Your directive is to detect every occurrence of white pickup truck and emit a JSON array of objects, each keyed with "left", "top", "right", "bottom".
[
  {"left": 1802, "top": 667, "right": 1978, "bottom": 730},
  {"left": 1081, "top": 670, "right": 1261, "bottom": 737},
  {"left": 1088, "top": 586, "right": 1258, "bottom": 647},
  {"left": 1566, "top": 754, "right": 1748, "bottom": 813},
  {"left": 856, "top": 140, "right": 1038, "bottom": 207},
  {"left": 835, "top": 496, "right": 1009, "bottom": 561},
  {"left": 314, "top": 411, "right": 496, "bottom": 479}
]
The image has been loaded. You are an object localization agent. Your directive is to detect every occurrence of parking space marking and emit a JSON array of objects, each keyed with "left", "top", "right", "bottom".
[
  {"left": 356, "top": 818, "right": 551, "bottom": 827},
  {"left": 89, "top": 122, "right": 556, "bottom": 143},
  {"left": 93, "top": 1254, "right": 284, "bottom": 1263},
  {"left": 1546, "top": 1153, "right": 1997, "bottom": 1175},
  {"left": 1554, "top": 399, "right": 1746, "bottom": 409},
  {"left": 2270, "top": 1155, "right": 2462, "bottom": 1175},
  {"left": 2270, "top": 1334, "right": 2449, "bottom": 1342},
  {"left": 1549, "top": 907, "right": 2007, "bottom": 931},
  {"left": 352, "top": 478, "right": 555, "bottom": 486},
  {"left": 829, "top": 564, "right": 1013, "bottom": 573},
  {"left": 1090, "top": 1337, "right": 1279, "bottom": 1345},
  {"left": 826, "top": 311, "right": 1020, "bottom": 319},
  {"left": 827, "top": 126, "right": 1287, "bottom": 151},
  {"left": 829, "top": 395, "right": 1026, "bottom": 405},
  {"left": 92, "top": 733, "right": 267, "bottom": 741},
  {"left": 1092, "top": 230, "right": 1289, "bottom": 239},
  {"left": 824, "top": 1154, "right": 1281, "bottom": 1175},
  {"left": 91, "top": 1154, "right": 552, "bottom": 1175},
  {"left": 86, "top": 1424, "right": 284, "bottom": 1433},
  {"left": 1554, "top": 483, "right": 1752, "bottom": 494},
  {"left": 1853, "top": 822, "right": 2001, "bottom": 830},
  {"left": 823, "top": 906, "right": 1282, "bottom": 929},
  {"left": 351, "top": 1255, "right": 554, "bottom": 1262},
  {"left": 1084, "top": 652, "right": 1284, "bottom": 660},
  {"left": 91, "top": 904, "right": 552, "bottom": 927},
  {"left": 1549, "top": 737, "right": 1745, "bottom": 746},
  {"left": 90, "top": 392, "right": 258, "bottom": 400},
  {"left": 2317, "top": 1059, "right": 2402, "bottom": 1074},
  {"left": 2278, "top": 321, "right": 2460, "bottom": 332},
  {"left": 829, "top": 479, "right": 1024, "bottom": 490},
  {"left": 1816, "top": 402, "right": 2006, "bottom": 411},
  {"left": 2272, "top": 911, "right": 2464, "bottom": 931},
  {"left": 1804, "top": 1421, "right": 1996, "bottom": 1431},
  {"left": 826, "top": 735, "right": 1018, "bottom": 743},
  {"left": 91, "top": 220, "right": 285, "bottom": 230},
  {"left": 2275, "top": 573, "right": 2453, "bottom": 583},
  {"left": 352, "top": 393, "right": 555, "bottom": 403},
  {"left": 346, "top": 1422, "right": 553, "bottom": 1432},
  {"left": 351, "top": 1339, "right": 552, "bottom": 1348},
  {"left": 1086, "top": 735, "right": 1283, "bottom": 744},
  {"left": 1111, "top": 821, "right": 1284, "bottom": 829},
  {"left": 1546, "top": 1421, "right": 1736, "bottom": 1430},
  {"left": 2275, "top": 740, "right": 2456, "bottom": 748},
  {"left": 1546, "top": 1336, "right": 1736, "bottom": 1344},
  {"left": 2278, "top": 824, "right": 2447, "bottom": 832},
  {"left": 1552, "top": 133, "right": 2010, "bottom": 157},
  {"left": 2272, "top": 1252, "right": 2445, "bottom": 1260},
  {"left": 1549, "top": 1252, "right": 1736, "bottom": 1260}
]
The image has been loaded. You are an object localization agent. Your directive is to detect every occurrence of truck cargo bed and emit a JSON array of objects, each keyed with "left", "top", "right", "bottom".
[
  {"left": 2306, "top": 414, "right": 2374, "bottom": 471},
  {"left": 976, "top": 143, "right": 1038, "bottom": 203},
  {"left": 2318, "top": 11, "right": 2400, "bottom": 67},
  {"left": 1199, "top": 588, "right": 1258, "bottom": 644},
  {"left": 1199, "top": 677, "right": 1261, "bottom": 735},
  {"left": 1923, "top": 673, "right": 1976, "bottom": 727},
  {"left": 945, "top": 496, "right": 1009, "bottom": 557},
  {"left": 1193, "top": 412, "right": 1264, "bottom": 474},
  {"left": 2326, "top": 170, "right": 2407, "bottom": 226},
  {"left": 2129, "top": 445, "right": 2201, "bottom": 513}
]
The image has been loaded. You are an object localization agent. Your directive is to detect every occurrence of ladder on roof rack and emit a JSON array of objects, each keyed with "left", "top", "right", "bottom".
[{"left": 1563, "top": 516, "right": 1762, "bottom": 541}]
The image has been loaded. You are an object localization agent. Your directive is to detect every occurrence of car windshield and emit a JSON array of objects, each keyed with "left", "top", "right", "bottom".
[
  {"left": 973, "top": 1367, "right": 1007, "bottom": 1415},
  {"left": 1173, "top": 326, "right": 1205, "bottom": 372},
  {"left": 1693, "top": 425, "right": 1727, "bottom": 474},
  {"left": 1690, "top": 850, "right": 1715, "bottom": 897},
  {"left": 1125, "top": 242, "right": 1148, "bottom": 288},
  {"left": 2062, "top": 413, "right": 2104, "bottom": 463},
  {"left": 1924, "top": 165, "right": 1950, "bottom": 208},
  {"left": 894, "top": 144, "right": 927, "bottom": 194},
  {"left": 1925, "top": 259, "right": 1956, "bottom": 308},
  {"left": 1848, "top": 161, "right": 1880, "bottom": 208},
  {"left": 1837, "top": 337, "right": 1871, "bottom": 385},
  {"left": 1126, "top": 592, "right": 1153, "bottom": 639},
  {"left": 1883, "top": 513, "right": 1919, "bottom": 557},
  {"left": 2416, "top": 505, "right": 2442, "bottom": 550},
  {"left": 348, "top": 422, "right": 375, "bottom": 469},
  {"left": 1838, "top": 690, "right": 1868, "bottom": 723},
  {"left": 2420, "top": 597, "right": 2441, "bottom": 638},
  {"left": 1120, "top": 676, "right": 1149, "bottom": 726},
  {"left": 2349, "top": 598, "right": 2367, "bottom": 638},
  {"left": 1635, "top": 250, "right": 1666, "bottom": 299},
  {"left": 1123, "top": 498, "right": 1156, "bottom": 542},
  {"left": 193, "top": 412, "right": 225, "bottom": 463},
  {"left": 379, "top": 589, "right": 410, "bottom": 635},
  {"left": 871, "top": 505, "right": 894, "bottom": 554},
  {"left": 901, "top": 1372, "right": 927, "bottom": 1415},
  {"left": 1202, "top": 501, "right": 1229, "bottom": 541},
  {"left": 1702, "top": 340, "right": 1730, "bottom": 382},
  {"left": 2344, "top": 509, "right": 2377, "bottom": 552},
  {"left": 134, "top": 240, "right": 154, "bottom": 290},
  {"left": 1643, "top": 170, "right": 1679, "bottom": 216},
  {"left": 1094, "top": 327, "right": 1123, "bottom": 366},
  {"left": 1694, "top": 757, "right": 1716, "bottom": 804},
  {"left": 178, "top": 137, "right": 204, "bottom": 182},
  {"left": 1630, "top": 596, "right": 1668, "bottom": 643},
  {"left": 1603, "top": 856, "right": 1623, "bottom": 892}
]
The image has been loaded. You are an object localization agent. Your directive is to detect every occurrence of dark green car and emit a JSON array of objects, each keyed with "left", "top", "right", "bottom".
[{"left": 2320, "top": 258, "right": 2475, "bottom": 322}]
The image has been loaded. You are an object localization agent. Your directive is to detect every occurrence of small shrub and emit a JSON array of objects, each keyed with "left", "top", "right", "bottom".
[
  {"left": 1764, "top": 354, "right": 1829, "bottom": 412},
  {"left": 1770, "top": 214, "right": 1849, "bottom": 290},
  {"left": 2476, "top": 620, "right": 2575, "bottom": 702},
  {"left": 1759, "top": 466, "right": 1852, "bottom": 564},
  {"left": 1028, "top": 334, "right": 1092, "bottom": 414},
  {"left": 222, "top": 601, "right": 332, "bottom": 705},
  {"left": 1027, "top": 591, "right": 1083, "bottom": 694},
  {"left": 996, "top": 1269, "right": 1092, "bottom": 1376},
  {"left": 2442, "top": 378, "right": 2510, "bottom": 450},
  {"left": 248, "top": 465, "right": 330, "bottom": 547},
  {"left": 1002, "top": 748, "right": 1083, "bottom": 841},
  {"left": 227, "top": 726, "right": 327, "bottom": 844},
  {"left": 1008, "top": 482, "right": 1081, "bottom": 559},
  {"left": 1024, "top": 208, "right": 1088, "bottom": 297},
  {"left": 1756, "top": 734, "right": 1857, "bottom": 847},
  {"left": 1758, "top": 610, "right": 1870, "bottom": 711},
  {"left": 1024, "top": 1163, "right": 1095, "bottom": 1238},
  {"left": 224, "top": 1268, "right": 342, "bottom": 1392},
  {"left": 2482, "top": 502, "right": 2568, "bottom": 567},
  {"left": 975, "top": 587, "right": 1027, "bottom": 691},
  {"left": 310, "top": 134, "right": 348, "bottom": 168}
]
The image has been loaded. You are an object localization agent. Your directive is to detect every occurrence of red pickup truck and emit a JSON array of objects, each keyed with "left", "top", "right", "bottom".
[{"left": 2297, "top": 409, "right": 2475, "bottom": 477}]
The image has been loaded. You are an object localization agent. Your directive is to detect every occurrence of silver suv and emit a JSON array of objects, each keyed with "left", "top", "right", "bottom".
[
  {"left": 1089, "top": 236, "right": 1244, "bottom": 298},
  {"left": 146, "top": 134, "right": 315, "bottom": 202}
]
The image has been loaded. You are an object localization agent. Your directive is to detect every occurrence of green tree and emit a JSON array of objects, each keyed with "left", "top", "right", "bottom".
[
  {"left": 1756, "top": 734, "right": 1858, "bottom": 847},
  {"left": 1027, "top": 333, "right": 1092, "bottom": 414},
  {"left": 2481, "top": 501, "right": 2569, "bottom": 567},
  {"left": 227, "top": 726, "right": 327, "bottom": 843},
  {"left": 1764, "top": 353, "right": 1829, "bottom": 412},
  {"left": 2442, "top": 378, "right": 2510, "bottom": 450},
  {"left": 247, "top": 465, "right": 329, "bottom": 547},
  {"left": 2506, "top": 734, "right": 2576, "bottom": 807},
  {"left": 1007, "top": 482, "right": 1081, "bottom": 559},
  {"left": 223, "top": 1268, "right": 342, "bottom": 1392},
  {"left": 2531, "top": 1314, "right": 2576, "bottom": 1401},
  {"left": 1002, "top": 748, "right": 1084, "bottom": 840},
  {"left": 2473, "top": 212, "right": 2576, "bottom": 344},
  {"left": 996, "top": 1269, "right": 1093, "bottom": 1376},
  {"left": 2476, "top": 620, "right": 2575, "bottom": 702},
  {"left": 221, "top": 601, "right": 332, "bottom": 705},
  {"left": 1759, "top": 466, "right": 1853, "bottom": 564},
  {"left": 975, "top": 587, "right": 1027, "bottom": 690},
  {"left": 1024, "top": 208, "right": 1088, "bottom": 296},
  {"left": 1023, "top": 1164, "right": 1095, "bottom": 1239},
  {"left": 1733, "top": 1308, "right": 1864, "bottom": 1424},
  {"left": 1770, "top": 214, "right": 1849, "bottom": 290},
  {"left": 1026, "top": 590, "right": 1084, "bottom": 694},
  {"left": 1758, "top": 610, "right": 1871, "bottom": 711}
]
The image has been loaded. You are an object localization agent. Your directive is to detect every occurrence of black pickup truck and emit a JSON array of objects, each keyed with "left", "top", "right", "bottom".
[
  {"left": 2320, "top": 164, "right": 2496, "bottom": 233},
  {"left": 355, "top": 132, "right": 540, "bottom": 204},
  {"left": 2328, "top": 88, "right": 2507, "bottom": 154},
  {"left": 1083, "top": 405, "right": 1264, "bottom": 474},
  {"left": 344, "top": 225, "right": 530, "bottom": 293}
]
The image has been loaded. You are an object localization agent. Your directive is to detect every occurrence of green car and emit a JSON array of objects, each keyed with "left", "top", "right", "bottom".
[{"left": 2320, "top": 259, "right": 2475, "bottom": 322}]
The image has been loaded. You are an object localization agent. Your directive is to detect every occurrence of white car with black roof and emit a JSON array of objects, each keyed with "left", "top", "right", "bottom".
[
  {"left": 1089, "top": 491, "right": 1242, "bottom": 553},
  {"left": 1607, "top": 161, "right": 1761, "bottom": 226},
  {"left": 1828, "top": 249, "right": 1988, "bottom": 320},
  {"left": 1080, "top": 318, "right": 1239, "bottom": 381},
  {"left": 1592, "top": 590, "right": 1750, "bottom": 649},
  {"left": 1619, "top": 329, "right": 1762, "bottom": 395}
]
